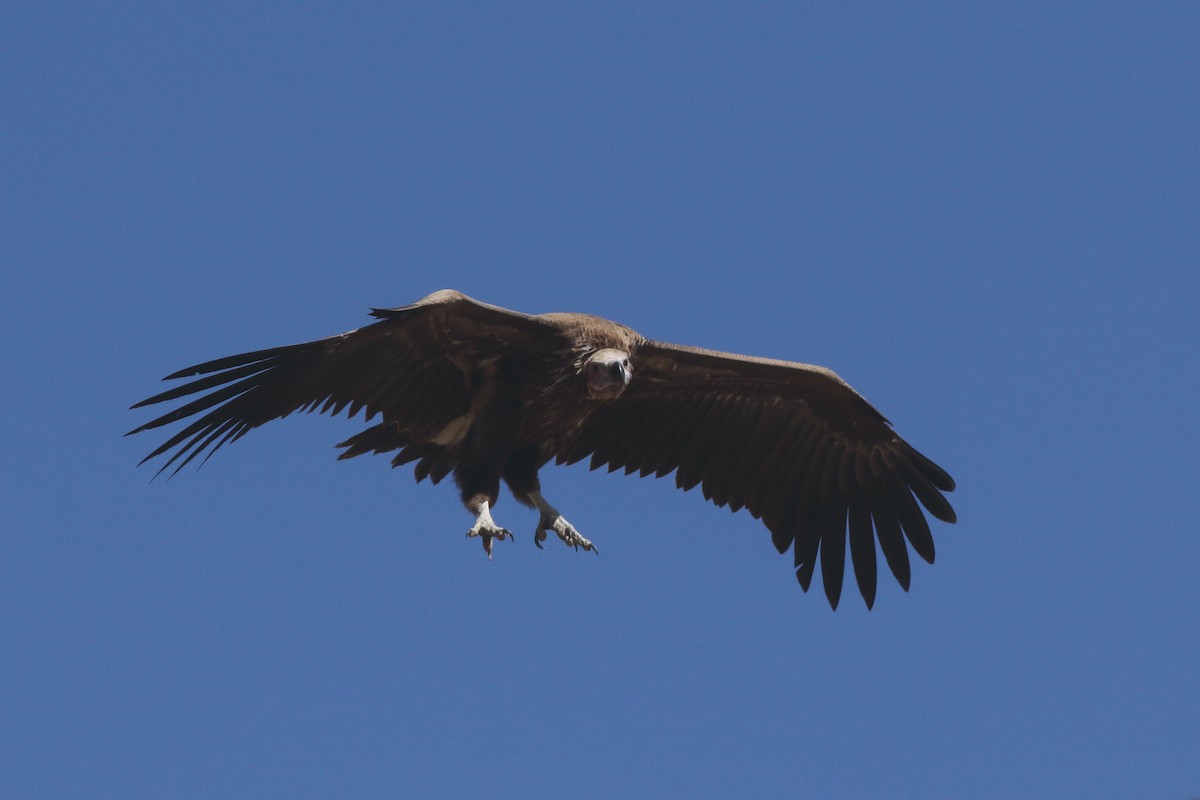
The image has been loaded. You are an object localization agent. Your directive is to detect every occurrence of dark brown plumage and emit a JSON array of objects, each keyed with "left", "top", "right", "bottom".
[{"left": 129, "top": 289, "right": 956, "bottom": 609}]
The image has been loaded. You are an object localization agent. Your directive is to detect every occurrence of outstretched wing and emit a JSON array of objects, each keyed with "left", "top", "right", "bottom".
[
  {"left": 559, "top": 340, "right": 956, "bottom": 609},
  {"left": 129, "top": 290, "right": 570, "bottom": 477}
]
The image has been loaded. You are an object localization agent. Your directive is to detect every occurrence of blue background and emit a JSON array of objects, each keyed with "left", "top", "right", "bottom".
[{"left": 4, "top": 3, "right": 1198, "bottom": 798}]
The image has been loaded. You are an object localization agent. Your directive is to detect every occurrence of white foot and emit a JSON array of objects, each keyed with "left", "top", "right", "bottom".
[
  {"left": 465, "top": 500, "right": 512, "bottom": 559},
  {"left": 530, "top": 491, "right": 598, "bottom": 554}
]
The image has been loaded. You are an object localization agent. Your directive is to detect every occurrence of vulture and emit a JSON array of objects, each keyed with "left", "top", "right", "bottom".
[{"left": 129, "top": 289, "right": 956, "bottom": 609}]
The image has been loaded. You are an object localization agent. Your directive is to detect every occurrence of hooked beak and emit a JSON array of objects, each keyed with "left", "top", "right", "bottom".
[{"left": 585, "top": 349, "right": 632, "bottom": 399}]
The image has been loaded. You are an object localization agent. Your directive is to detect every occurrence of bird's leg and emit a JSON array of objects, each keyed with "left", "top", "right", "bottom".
[
  {"left": 529, "top": 490, "right": 597, "bottom": 554},
  {"left": 464, "top": 496, "right": 513, "bottom": 559}
]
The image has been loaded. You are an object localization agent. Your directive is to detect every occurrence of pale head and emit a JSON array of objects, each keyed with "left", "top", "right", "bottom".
[{"left": 583, "top": 348, "right": 632, "bottom": 399}]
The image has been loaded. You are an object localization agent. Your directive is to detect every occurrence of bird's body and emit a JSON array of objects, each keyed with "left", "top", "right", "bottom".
[{"left": 130, "top": 289, "right": 956, "bottom": 608}]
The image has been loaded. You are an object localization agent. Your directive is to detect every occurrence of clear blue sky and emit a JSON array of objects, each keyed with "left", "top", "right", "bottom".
[{"left": 4, "top": 4, "right": 1198, "bottom": 798}]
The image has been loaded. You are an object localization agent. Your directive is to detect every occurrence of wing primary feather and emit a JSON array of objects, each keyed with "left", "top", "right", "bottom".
[
  {"left": 136, "top": 398, "right": 251, "bottom": 466},
  {"left": 872, "top": 493, "right": 911, "bottom": 591},
  {"left": 190, "top": 419, "right": 248, "bottom": 472},
  {"left": 884, "top": 470, "right": 936, "bottom": 564},
  {"left": 160, "top": 341, "right": 318, "bottom": 381},
  {"left": 131, "top": 360, "right": 277, "bottom": 410},
  {"left": 795, "top": 543, "right": 818, "bottom": 592},
  {"left": 128, "top": 367, "right": 299, "bottom": 435},
  {"left": 819, "top": 501, "right": 849, "bottom": 610},
  {"left": 793, "top": 497, "right": 820, "bottom": 590},
  {"left": 898, "top": 456, "right": 957, "bottom": 523},
  {"left": 848, "top": 504, "right": 877, "bottom": 609},
  {"left": 155, "top": 417, "right": 241, "bottom": 478},
  {"left": 788, "top": 435, "right": 835, "bottom": 589},
  {"left": 906, "top": 443, "right": 956, "bottom": 492}
]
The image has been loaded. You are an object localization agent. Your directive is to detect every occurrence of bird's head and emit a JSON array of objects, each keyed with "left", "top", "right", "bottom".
[{"left": 583, "top": 348, "right": 632, "bottom": 399}]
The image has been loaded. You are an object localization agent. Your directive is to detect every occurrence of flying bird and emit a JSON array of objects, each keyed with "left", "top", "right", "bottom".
[{"left": 129, "top": 289, "right": 956, "bottom": 609}]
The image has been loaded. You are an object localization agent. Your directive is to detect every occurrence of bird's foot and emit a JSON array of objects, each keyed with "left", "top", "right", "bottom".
[
  {"left": 534, "top": 511, "right": 598, "bottom": 554},
  {"left": 465, "top": 501, "right": 513, "bottom": 559}
]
